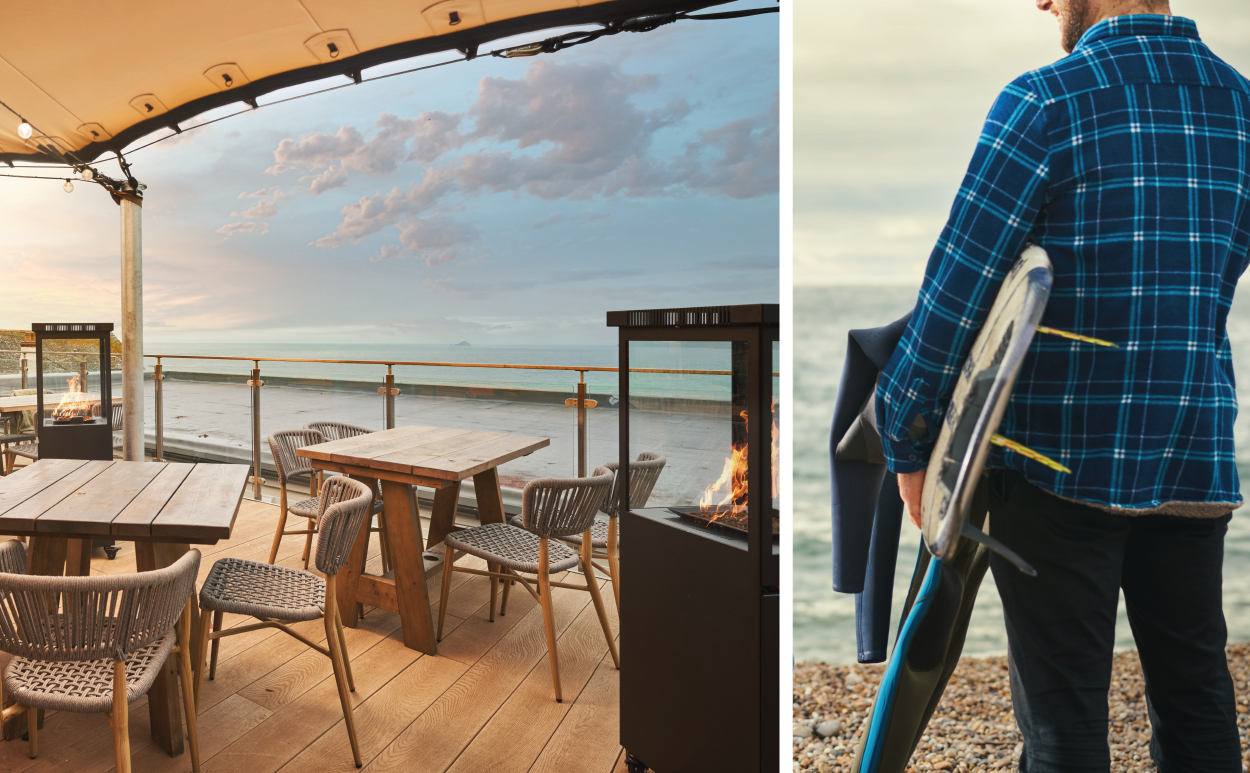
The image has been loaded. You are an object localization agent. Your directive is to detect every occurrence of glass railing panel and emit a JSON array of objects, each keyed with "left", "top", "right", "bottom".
[
  {"left": 154, "top": 359, "right": 257, "bottom": 476},
  {"left": 627, "top": 341, "right": 739, "bottom": 515}
]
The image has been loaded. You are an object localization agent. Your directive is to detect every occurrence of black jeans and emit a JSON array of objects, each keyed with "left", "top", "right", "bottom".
[{"left": 987, "top": 470, "right": 1240, "bottom": 773}]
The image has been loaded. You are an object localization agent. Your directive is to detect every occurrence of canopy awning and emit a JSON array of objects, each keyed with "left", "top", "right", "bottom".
[{"left": 0, "top": 0, "right": 740, "bottom": 166}]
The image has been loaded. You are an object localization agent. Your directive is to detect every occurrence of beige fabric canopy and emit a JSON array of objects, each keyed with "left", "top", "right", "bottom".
[{"left": 0, "top": 0, "right": 727, "bottom": 165}]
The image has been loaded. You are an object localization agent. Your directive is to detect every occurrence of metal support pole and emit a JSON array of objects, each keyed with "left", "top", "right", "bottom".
[
  {"left": 153, "top": 360, "right": 164, "bottom": 462},
  {"left": 249, "top": 365, "right": 263, "bottom": 499},
  {"left": 577, "top": 375, "right": 587, "bottom": 478},
  {"left": 19, "top": 358, "right": 25, "bottom": 390},
  {"left": 386, "top": 368, "right": 396, "bottom": 430},
  {"left": 120, "top": 196, "right": 144, "bottom": 461}
]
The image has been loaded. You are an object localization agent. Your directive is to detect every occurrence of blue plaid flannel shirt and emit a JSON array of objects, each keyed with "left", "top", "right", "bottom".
[{"left": 877, "top": 15, "right": 1250, "bottom": 511}]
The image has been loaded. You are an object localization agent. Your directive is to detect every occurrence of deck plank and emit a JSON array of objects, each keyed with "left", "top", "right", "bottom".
[
  {"left": 530, "top": 657, "right": 626, "bottom": 773},
  {"left": 358, "top": 582, "right": 594, "bottom": 773},
  {"left": 1, "top": 490, "right": 625, "bottom": 773},
  {"left": 444, "top": 583, "right": 617, "bottom": 773}
]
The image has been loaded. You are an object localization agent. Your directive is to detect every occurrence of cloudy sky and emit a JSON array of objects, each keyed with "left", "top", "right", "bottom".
[
  {"left": 796, "top": 0, "right": 1250, "bottom": 286},
  {"left": 0, "top": 3, "right": 779, "bottom": 344}
]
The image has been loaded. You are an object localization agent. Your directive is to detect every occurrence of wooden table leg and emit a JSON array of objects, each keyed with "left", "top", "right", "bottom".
[
  {"left": 424, "top": 480, "right": 463, "bottom": 549},
  {"left": 136, "top": 541, "right": 196, "bottom": 757},
  {"left": 65, "top": 538, "right": 92, "bottom": 577},
  {"left": 1, "top": 536, "right": 66, "bottom": 741},
  {"left": 470, "top": 470, "right": 508, "bottom": 619},
  {"left": 472, "top": 468, "right": 507, "bottom": 526},
  {"left": 378, "top": 479, "right": 437, "bottom": 654}
]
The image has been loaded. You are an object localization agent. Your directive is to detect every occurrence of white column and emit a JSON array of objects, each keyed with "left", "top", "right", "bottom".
[{"left": 120, "top": 196, "right": 144, "bottom": 461}]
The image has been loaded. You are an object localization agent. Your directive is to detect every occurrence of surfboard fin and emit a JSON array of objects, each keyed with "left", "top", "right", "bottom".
[
  {"left": 1035, "top": 326, "right": 1119, "bottom": 348},
  {"left": 960, "top": 522, "right": 1036, "bottom": 576}
]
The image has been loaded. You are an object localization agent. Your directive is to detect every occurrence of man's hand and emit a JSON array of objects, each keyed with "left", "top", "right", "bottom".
[{"left": 898, "top": 469, "right": 926, "bottom": 529}]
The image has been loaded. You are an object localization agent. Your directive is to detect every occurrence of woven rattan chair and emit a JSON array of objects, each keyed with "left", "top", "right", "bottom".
[
  {"left": 0, "top": 423, "right": 25, "bottom": 476},
  {"left": 438, "top": 468, "right": 619, "bottom": 702},
  {"left": 1, "top": 390, "right": 46, "bottom": 474},
  {"left": 198, "top": 476, "right": 374, "bottom": 768},
  {"left": 0, "top": 542, "right": 201, "bottom": 773},
  {"left": 3, "top": 404, "right": 54, "bottom": 472},
  {"left": 511, "top": 453, "right": 665, "bottom": 610},
  {"left": 304, "top": 422, "right": 393, "bottom": 574}
]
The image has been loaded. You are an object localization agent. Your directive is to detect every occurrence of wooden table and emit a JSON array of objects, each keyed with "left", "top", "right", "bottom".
[
  {"left": 0, "top": 394, "right": 123, "bottom": 470},
  {"left": 298, "top": 425, "right": 549, "bottom": 655},
  {"left": 0, "top": 393, "right": 122, "bottom": 417},
  {"left": 0, "top": 458, "right": 248, "bottom": 756}
]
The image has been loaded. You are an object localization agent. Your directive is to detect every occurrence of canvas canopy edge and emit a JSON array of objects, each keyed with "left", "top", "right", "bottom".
[{"left": 1, "top": 0, "right": 738, "bottom": 167}]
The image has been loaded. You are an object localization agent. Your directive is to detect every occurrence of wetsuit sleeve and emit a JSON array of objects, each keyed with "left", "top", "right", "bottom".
[{"left": 876, "top": 78, "right": 1050, "bottom": 474}]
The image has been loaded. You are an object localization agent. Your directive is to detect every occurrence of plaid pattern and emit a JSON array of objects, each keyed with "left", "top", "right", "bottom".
[{"left": 877, "top": 15, "right": 1250, "bottom": 511}]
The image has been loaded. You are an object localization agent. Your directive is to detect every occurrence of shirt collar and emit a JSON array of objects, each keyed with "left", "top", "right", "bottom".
[{"left": 1073, "top": 14, "right": 1200, "bottom": 53}]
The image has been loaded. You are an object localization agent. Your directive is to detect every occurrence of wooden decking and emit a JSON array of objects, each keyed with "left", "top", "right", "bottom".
[{"left": 0, "top": 490, "right": 629, "bottom": 773}]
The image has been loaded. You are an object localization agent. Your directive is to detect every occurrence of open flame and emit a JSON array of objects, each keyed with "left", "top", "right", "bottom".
[
  {"left": 697, "top": 398, "right": 780, "bottom": 528},
  {"left": 52, "top": 373, "right": 93, "bottom": 422}
]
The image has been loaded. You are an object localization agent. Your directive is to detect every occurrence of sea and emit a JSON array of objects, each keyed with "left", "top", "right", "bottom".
[
  {"left": 795, "top": 285, "right": 1250, "bottom": 665},
  {"left": 140, "top": 341, "right": 748, "bottom": 401}
]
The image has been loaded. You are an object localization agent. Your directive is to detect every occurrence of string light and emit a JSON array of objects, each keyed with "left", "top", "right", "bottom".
[
  {"left": 63, "top": 178, "right": 73, "bottom": 193},
  {"left": 80, "top": 167, "right": 93, "bottom": 180},
  {"left": 17, "top": 120, "right": 32, "bottom": 139}
]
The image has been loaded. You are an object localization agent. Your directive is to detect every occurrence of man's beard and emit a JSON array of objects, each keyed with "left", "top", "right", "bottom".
[{"left": 1061, "top": 0, "right": 1093, "bottom": 53}]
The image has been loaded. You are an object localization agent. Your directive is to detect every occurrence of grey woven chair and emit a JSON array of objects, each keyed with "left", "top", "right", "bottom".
[
  {"left": 438, "top": 468, "right": 619, "bottom": 702},
  {"left": 198, "top": 476, "right": 374, "bottom": 768},
  {"left": 510, "top": 452, "right": 665, "bottom": 611},
  {"left": 303, "top": 422, "right": 393, "bottom": 574},
  {"left": 0, "top": 422, "right": 25, "bottom": 476},
  {"left": 0, "top": 542, "right": 201, "bottom": 773},
  {"left": 268, "top": 429, "right": 383, "bottom": 571},
  {"left": 3, "top": 402, "right": 54, "bottom": 472}
]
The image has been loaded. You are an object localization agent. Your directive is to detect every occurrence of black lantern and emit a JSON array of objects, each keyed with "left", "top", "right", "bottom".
[
  {"left": 608, "top": 304, "right": 779, "bottom": 773},
  {"left": 33, "top": 323, "right": 115, "bottom": 461}
]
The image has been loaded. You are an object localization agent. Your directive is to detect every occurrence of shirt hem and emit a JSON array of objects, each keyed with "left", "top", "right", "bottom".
[{"left": 1049, "top": 491, "right": 1242, "bottom": 518}]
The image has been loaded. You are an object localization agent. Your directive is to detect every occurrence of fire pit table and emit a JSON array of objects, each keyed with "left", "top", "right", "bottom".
[
  {"left": 0, "top": 458, "right": 248, "bottom": 757},
  {"left": 297, "top": 424, "right": 549, "bottom": 655}
]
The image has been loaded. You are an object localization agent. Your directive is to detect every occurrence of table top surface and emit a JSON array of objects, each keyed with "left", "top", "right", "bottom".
[
  {"left": 0, "top": 394, "right": 122, "bottom": 414},
  {"left": 297, "top": 424, "right": 550, "bottom": 482},
  {"left": 0, "top": 459, "right": 248, "bottom": 542}
]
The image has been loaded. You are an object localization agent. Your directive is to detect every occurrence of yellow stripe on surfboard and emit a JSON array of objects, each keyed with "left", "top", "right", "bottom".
[
  {"left": 990, "top": 434, "right": 1072, "bottom": 474},
  {"left": 1035, "top": 326, "right": 1119, "bottom": 348}
]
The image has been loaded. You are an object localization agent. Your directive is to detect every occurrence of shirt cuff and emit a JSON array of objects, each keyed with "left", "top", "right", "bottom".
[{"left": 883, "top": 434, "right": 928, "bottom": 474}]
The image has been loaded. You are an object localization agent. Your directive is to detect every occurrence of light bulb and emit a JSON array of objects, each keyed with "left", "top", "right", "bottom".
[
  {"left": 63, "top": 179, "right": 73, "bottom": 193},
  {"left": 80, "top": 167, "right": 93, "bottom": 181},
  {"left": 17, "top": 121, "right": 32, "bottom": 139}
]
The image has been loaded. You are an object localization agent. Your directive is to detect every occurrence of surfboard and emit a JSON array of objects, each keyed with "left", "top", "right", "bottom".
[
  {"left": 853, "top": 245, "right": 1053, "bottom": 773},
  {"left": 921, "top": 245, "right": 1053, "bottom": 563}
]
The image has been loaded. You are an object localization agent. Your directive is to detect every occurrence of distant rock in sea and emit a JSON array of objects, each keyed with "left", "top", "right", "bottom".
[{"left": 453, "top": 341, "right": 471, "bottom": 346}]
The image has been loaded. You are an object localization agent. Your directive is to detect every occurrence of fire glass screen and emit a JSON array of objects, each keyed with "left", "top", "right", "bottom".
[
  {"left": 627, "top": 339, "right": 779, "bottom": 540},
  {"left": 33, "top": 323, "right": 115, "bottom": 439}
]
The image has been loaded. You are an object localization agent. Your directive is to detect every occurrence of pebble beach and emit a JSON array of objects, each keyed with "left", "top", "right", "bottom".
[{"left": 793, "top": 643, "right": 1250, "bottom": 772}]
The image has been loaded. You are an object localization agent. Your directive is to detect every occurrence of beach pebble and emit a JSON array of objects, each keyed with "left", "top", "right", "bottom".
[
  {"left": 795, "top": 643, "right": 1250, "bottom": 772},
  {"left": 815, "top": 719, "right": 842, "bottom": 738}
]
